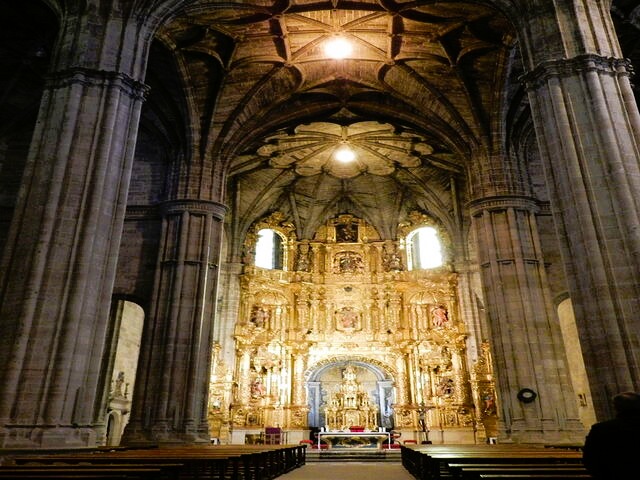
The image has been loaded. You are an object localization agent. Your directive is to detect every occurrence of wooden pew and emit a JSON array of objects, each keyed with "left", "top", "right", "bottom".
[
  {"left": 429, "top": 453, "right": 583, "bottom": 480},
  {"left": 400, "top": 444, "right": 584, "bottom": 480},
  {"left": 13, "top": 452, "right": 219, "bottom": 480},
  {"left": 477, "top": 475, "right": 590, "bottom": 479},
  {"left": 0, "top": 475, "right": 133, "bottom": 479},
  {"left": 449, "top": 464, "right": 588, "bottom": 480},
  {"left": 0, "top": 466, "right": 161, "bottom": 479},
  {"left": 11, "top": 444, "right": 306, "bottom": 480},
  {"left": 0, "top": 463, "right": 180, "bottom": 480}
]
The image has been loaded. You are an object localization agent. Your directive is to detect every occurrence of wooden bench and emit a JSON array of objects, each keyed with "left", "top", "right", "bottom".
[
  {"left": 0, "top": 475, "right": 134, "bottom": 479},
  {"left": 14, "top": 452, "right": 221, "bottom": 479},
  {"left": 10, "top": 444, "right": 306, "bottom": 480},
  {"left": 431, "top": 453, "right": 583, "bottom": 479},
  {"left": 449, "top": 464, "right": 588, "bottom": 480},
  {"left": 0, "top": 466, "right": 162, "bottom": 479},
  {"left": 477, "top": 475, "right": 590, "bottom": 479},
  {"left": 400, "top": 444, "right": 584, "bottom": 480}
]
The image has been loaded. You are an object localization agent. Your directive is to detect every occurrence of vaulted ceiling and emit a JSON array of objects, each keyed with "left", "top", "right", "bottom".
[
  {"left": 1, "top": 1, "right": 638, "bottom": 252},
  {"left": 156, "top": 0, "right": 517, "bottom": 244}
]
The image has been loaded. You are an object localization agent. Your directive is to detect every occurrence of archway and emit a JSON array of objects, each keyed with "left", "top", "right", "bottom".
[
  {"left": 105, "top": 299, "right": 145, "bottom": 445},
  {"left": 557, "top": 297, "right": 597, "bottom": 428},
  {"left": 305, "top": 357, "right": 395, "bottom": 431}
]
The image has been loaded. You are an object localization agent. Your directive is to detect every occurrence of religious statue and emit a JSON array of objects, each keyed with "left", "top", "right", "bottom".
[
  {"left": 334, "top": 251, "right": 364, "bottom": 274},
  {"left": 112, "top": 371, "right": 126, "bottom": 398},
  {"left": 336, "top": 306, "right": 359, "bottom": 330},
  {"left": 482, "top": 392, "right": 497, "bottom": 415},
  {"left": 251, "top": 377, "right": 266, "bottom": 398},
  {"left": 250, "top": 305, "right": 270, "bottom": 328},
  {"left": 383, "top": 243, "right": 403, "bottom": 271},
  {"left": 436, "top": 377, "right": 455, "bottom": 396},
  {"left": 418, "top": 406, "right": 428, "bottom": 432},
  {"left": 295, "top": 243, "right": 312, "bottom": 271},
  {"left": 431, "top": 305, "right": 449, "bottom": 327},
  {"left": 336, "top": 222, "right": 358, "bottom": 242}
]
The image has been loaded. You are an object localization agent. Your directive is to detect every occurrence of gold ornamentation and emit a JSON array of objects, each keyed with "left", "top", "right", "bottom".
[
  {"left": 324, "top": 365, "right": 378, "bottom": 430},
  {"left": 225, "top": 214, "right": 480, "bottom": 437},
  {"left": 335, "top": 307, "right": 361, "bottom": 331},
  {"left": 333, "top": 251, "right": 364, "bottom": 274}
]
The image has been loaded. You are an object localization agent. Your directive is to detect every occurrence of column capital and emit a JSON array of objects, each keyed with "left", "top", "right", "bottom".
[
  {"left": 522, "top": 54, "right": 633, "bottom": 90},
  {"left": 467, "top": 195, "right": 539, "bottom": 217},
  {"left": 160, "top": 199, "right": 228, "bottom": 220},
  {"left": 46, "top": 67, "right": 150, "bottom": 101}
]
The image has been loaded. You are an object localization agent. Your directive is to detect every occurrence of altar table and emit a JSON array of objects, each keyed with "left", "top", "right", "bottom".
[{"left": 317, "top": 431, "right": 391, "bottom": 449}]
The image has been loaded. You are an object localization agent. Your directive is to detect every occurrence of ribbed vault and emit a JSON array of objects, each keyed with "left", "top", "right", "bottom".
[{"left": 154, "top": 0, "right": 516, "bottom": 248}]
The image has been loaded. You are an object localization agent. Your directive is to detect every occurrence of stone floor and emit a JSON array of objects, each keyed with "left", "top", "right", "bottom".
[{"left": 277, "top": 462, "right": 415, "bottom": 479}]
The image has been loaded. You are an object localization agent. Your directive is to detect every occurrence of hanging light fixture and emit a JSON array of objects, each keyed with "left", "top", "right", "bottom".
[{"left": 324, "top": 36, "right": 353, "bottom": 60}]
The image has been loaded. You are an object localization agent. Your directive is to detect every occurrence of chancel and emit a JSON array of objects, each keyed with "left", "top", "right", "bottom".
[{"left": 1, "top": 0, "right": 640, "bottom": 460}]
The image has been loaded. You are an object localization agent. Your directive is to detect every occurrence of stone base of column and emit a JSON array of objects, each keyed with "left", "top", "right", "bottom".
[
  {"left": 121, "top": 423, "right": 211, "bottom": 447},
  {"left": 497, "top": 419, "right": 586, "bottom": 444},
  {"left": 0, "top": 425, "right": 101, "bottom": 449}
]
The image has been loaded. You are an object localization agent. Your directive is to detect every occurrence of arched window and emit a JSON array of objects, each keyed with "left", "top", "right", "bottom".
[
  {"left": 406, "top": 226, "right": 443, "bottom": 270},
  {"left": 255, "top": 228, "right": 285, "bottom": 270}
]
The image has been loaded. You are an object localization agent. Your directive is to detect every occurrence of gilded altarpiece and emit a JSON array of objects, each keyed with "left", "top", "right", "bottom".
[{"left": 221, "top": 213, "right": 495, "bottom": 443}]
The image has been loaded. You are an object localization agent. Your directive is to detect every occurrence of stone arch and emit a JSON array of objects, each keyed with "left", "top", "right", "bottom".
[
  {"left": 105, "top": 410, "right": 122, "bottom": 447},
  {"left": 107, "top": 298, "right": 145, "bottom": 445},
  {"left": 305, "top": 355, "right": 396, "bottom": 382},
  {"left": 556, "top": 297, "right": 597, "bottom": 429},
  {"left": 305, "top": 356, "right": 397, "bottom": 430}
]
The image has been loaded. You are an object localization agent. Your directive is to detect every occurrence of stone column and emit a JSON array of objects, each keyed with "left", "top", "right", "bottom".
[
  {"left": 0, "top": 5, "right": 155, "bottom": 448},
  {"left": 123, "top": 200, "right": 227, "bottom": 445},
  {"left": 515, "top": 2, "right": 640, "bottom": 420},
  {"left": 456, "top": 266, "right": 488, "bottom": 363},
  {"left": 470, "top": 196, "right": 584, "bottom": 443},
  {"left": 216, "top": 262, "right": 244, "bottom": 369}
]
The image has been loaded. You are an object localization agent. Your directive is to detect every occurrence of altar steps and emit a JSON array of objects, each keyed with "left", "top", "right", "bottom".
[{"left": 306, "top": 449, "right": 401, "bottom": 462}]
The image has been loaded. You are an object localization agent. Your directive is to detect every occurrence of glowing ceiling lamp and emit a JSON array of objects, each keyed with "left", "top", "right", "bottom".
[
  {"left": 324, "top": 36, "right": 353, "bottom": 60},
  {"left": 334, "top": 145, "right": 356, "bottom": 163}
]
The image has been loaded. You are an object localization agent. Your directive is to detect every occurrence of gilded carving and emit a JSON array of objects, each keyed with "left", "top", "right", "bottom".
[
  {"left": 225, "top": 213, "right": 487, "bottom": 440},
  {"left": 295, "top": 242, "right": 312, "bottom": 271},
  {"left": 323, "top": 365, "right": 378, "bottom": 430},
  {"left": 431, "top": 305, "right": 450, "bottom": 328},
  {"left": 333, "top": 251, "right": 364, "bottom": 274},
  {"left": 470, "top": 341, "right": 499, "bottom": 439},
  {"left": 382, "top": 241, "right": 403, "bottom": 272},
  {"left": 250, "top": 305, "right": 270, "bottom": 328},
  {"left": 335, "top": 221, "right": 358, "bottom": 242},
  {"left": 335, "top": 306, "right": 361, "bottom": 331}
]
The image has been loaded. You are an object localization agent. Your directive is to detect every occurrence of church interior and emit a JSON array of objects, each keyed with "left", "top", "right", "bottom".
[{"left": 0, "top": 0, "right": 639, "bottom": 452}]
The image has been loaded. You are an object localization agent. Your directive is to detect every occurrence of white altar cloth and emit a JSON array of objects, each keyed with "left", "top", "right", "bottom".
[{"left": 317, "top": 431, "right": 391, "bottom": 449}]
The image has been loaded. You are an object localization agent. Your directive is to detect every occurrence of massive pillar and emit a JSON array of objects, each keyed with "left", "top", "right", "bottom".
[
  {"left": 0, "top": 3, "right": 161, "bottom": 448},
  {"left": 470, "top": 195, "right": 584, "bottom": 443},
  {"left": 512, "top": 1, "right": 640, "bottom": 420},
  {"left": 123, "top": 200, "right": 226, "bottom": 444},
  {"left": 215, "top": 262, "right": 244, "bottom": 371}
]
